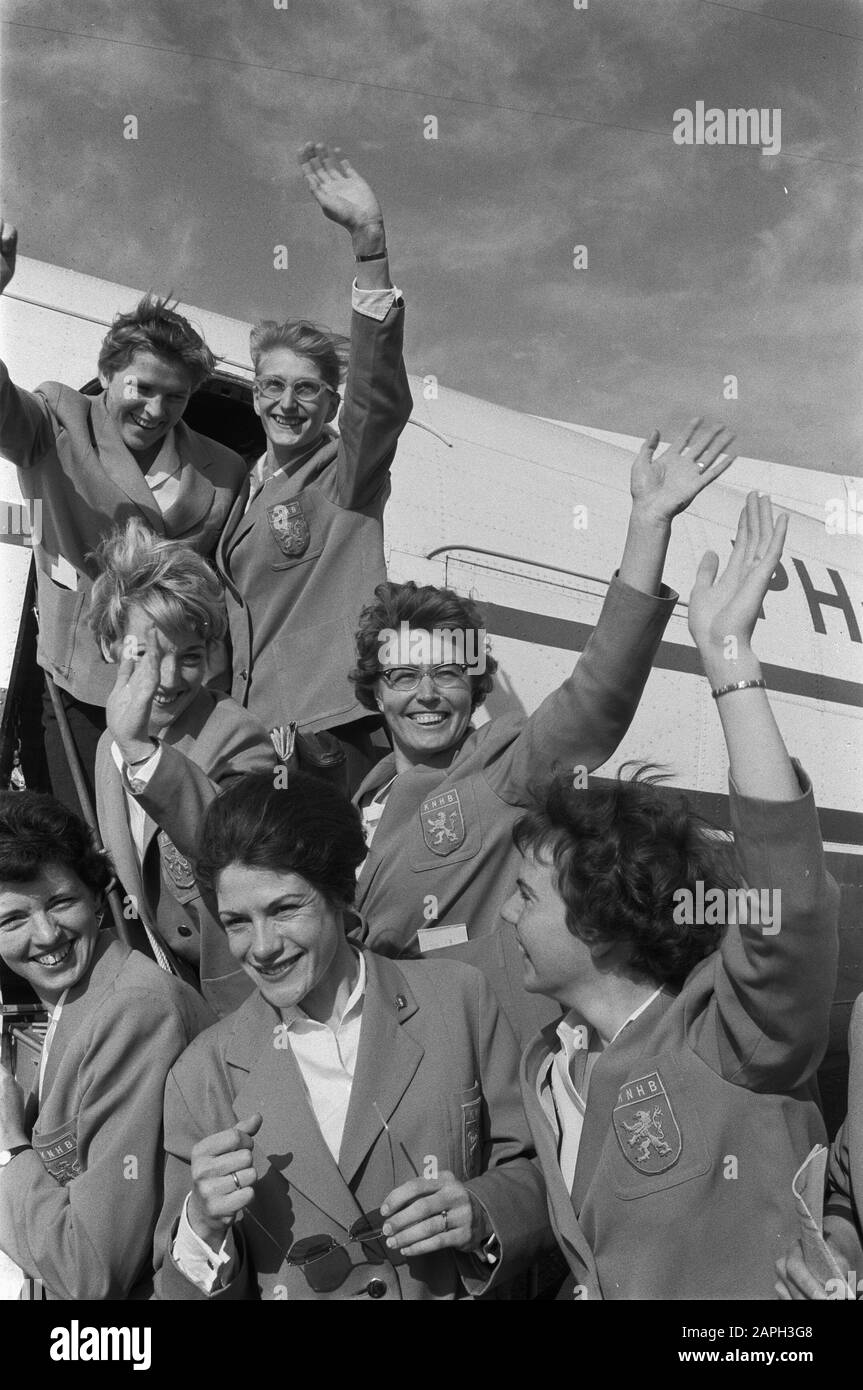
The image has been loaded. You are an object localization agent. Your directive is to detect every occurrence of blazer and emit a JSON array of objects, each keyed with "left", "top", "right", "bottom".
[
  {"left": 0, "top": 934, "right": 213, "bottom": 1300},
  {"left": 216, "top": 302, "right": 412, "bottom": 735},
  {"left": 824, "top": 994, "right": 863, "bottom": 1250},
  {"left": 352, "top": 575, "right": 677, "bottom": 1042},
  {"left": 95, "top": 689, "right": 275, "bottom": 1017},
  {"left": 0, "top": 361, "right": 246, "bottom": 705},
  {"left": 519, "top": 766, "right": 840, "bottom": 1301},
  {"left": 154, "top": 952, "right": 552, "bottom": 1300}
]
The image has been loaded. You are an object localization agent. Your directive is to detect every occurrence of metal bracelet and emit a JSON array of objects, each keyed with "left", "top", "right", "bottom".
[{"left": 710, "top": 678, "right": 767, "bottom": 700}]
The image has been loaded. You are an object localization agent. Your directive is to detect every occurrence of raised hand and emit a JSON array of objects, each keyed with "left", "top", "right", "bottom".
[
  {"left": 0, "top": 218, "right": 17, "bottom": 294},
  {"left": 298, "top": 142, "right": 383, "bottom": 234},
  {"left": 631, "top": 419, "right": 735, "bottom": 525},
  {"left": 688, "top": 491, "right": 787, "bottom": 681},
  {"left": 105, "top": 621, "right": 162, "bottom": 765}
]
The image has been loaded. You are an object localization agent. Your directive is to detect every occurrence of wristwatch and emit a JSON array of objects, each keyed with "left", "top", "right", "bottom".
[{"left": 0, "top": 1144, "right": 32, "bottom": 1166}]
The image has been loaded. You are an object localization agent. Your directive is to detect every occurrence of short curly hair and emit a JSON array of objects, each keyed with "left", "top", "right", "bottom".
[
  {"left": 249, "top": 319, "right": 348, "bottom": 392},
  {"left": 195, "top": 772, "right": 367, "bottom": 910},
  {"left": 98, "top": 293, "right": 215, "bottom": 389},
  {"left": 514, "top": 766, "right": 737, "bottom": 989},
  {"left": 0, "top": 791, "right": 113, "bottom": 900},
  {"left": 350, "top": 580, "right": 498, "bottom": 713}
]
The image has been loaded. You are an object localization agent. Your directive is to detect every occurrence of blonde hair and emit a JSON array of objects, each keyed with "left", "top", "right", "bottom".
[{"left": 88, "top": 518, "right": 227, "bottom": 652}]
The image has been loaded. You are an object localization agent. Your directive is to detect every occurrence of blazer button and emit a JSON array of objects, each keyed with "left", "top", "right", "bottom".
[
  {"left": 240, "top": 669, "right": 249, "bottom": 681},
  {"left": 366, "top": 1278, "right": 388, "bottom": 1299},
  {"left": 177, "top": 925, "right": 193, "bottom": 937}
]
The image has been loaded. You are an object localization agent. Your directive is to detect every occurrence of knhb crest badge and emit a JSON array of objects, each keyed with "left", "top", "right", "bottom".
[
  {"left": 612, "top": 1071, "right": 682, "bottom": 1174},
  {"left": 159, "top": 834, "right": 196, "bottom": 890},
  {"left": 420, "top": 789, "right": 466, "bottom": 855},
  {"left": 267, "top": 500, "right": 310, "bottom": 557},
  {"left": 34, "top": 1125, "right": 81, "bottom": 1187}
]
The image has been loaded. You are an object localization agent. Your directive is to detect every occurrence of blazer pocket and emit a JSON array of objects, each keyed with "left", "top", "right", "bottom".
[
  {"left": 409, "top": 781, "right": 483, "bottom": 872},
  {"left": 605, "top": 1052, "right": 712, "bottom": 1200},
  {"left": 36, "top": 572, "right": 86, "bottom": 680}
]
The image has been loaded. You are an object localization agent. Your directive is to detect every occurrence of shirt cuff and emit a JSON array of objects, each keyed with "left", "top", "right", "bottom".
[
  {"left": 474, "top": 1231, "right": 501, "bottom": 1265},
  {"left": 110, "top": 739, "right": 162, "bottom": 793},
  {"left": 351, "top": 281, "right": 403, "bottom": 321},
  {"left": 171, "top": 1194, "right": 236, "bottom": 1295}
]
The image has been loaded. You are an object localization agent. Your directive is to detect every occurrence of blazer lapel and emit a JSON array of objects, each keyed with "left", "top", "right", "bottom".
[
  {"left": 521, "top": 1033, "right": 598, "bottom": 1280},
  {"left": 158, "top": 423, "right": 217, "bottom": 537},
  {"left": 90, "top": 396, "right": 166, "bottom": 531},
  {"left": 216, "top": 479, "right": 250, "bottom": 582},
  {"left": 337, "top": 954, "right": 423, "bottom": 1187},
  {"left": 569, "top": 992, "right": 671, "bottom": 1214},
  {"left": 220, "top": 478, "right": 264, "bottom": 565},
  {"left": 40, "top": 935, "right": 129, "bottom": 1099},
  {"left": 226, "top": 993, "right": 362, "bottom": 1234}
]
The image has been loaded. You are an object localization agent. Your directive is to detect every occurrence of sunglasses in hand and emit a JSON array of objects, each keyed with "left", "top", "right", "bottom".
[{"left": 286, "top": 1207, "right": 406, "bottom": 1294}]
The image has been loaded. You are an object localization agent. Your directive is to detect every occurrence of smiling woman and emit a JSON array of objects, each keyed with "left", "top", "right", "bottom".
[
  {"left": 153, "top": 771, "right": 552, "bottom": 1301},
  {"left": 88, "top": 518, "right": 276, "bottom": 1015},
  {"left": 346, "top": 421, "right": 738, "bottom": 1046},
  {"left": 0, "top": 791, "right": 212, "bottom": 1301},
  {"left": 214, "top": 143, "right": 413, "bottom": 793}
]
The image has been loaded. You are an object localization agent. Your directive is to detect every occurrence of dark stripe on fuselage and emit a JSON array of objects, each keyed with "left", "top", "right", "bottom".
[{"left": 483, "top": 601, "right": 863, "bottom": 709}]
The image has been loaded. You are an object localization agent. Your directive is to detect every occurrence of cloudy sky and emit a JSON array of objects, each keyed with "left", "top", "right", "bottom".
[{"left": 1, "top": 0, "right": 860, "bottom": 473}]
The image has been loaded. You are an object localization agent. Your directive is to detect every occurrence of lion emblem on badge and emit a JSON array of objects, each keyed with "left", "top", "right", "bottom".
[
  {"left": 621, "top": 1107, "right": 672, "bottom": 1165},
  {"left": 612, "top": 1070, "right": 682, "bottom": 1173},
  {"left": 426, "top": 809, "right": 459, "bottom": 845},
  {"left": 267, "top": 500, "right": 310, "bottom": 557},
  {"left": 159, "top": 834, "right": 196, "bottom": 890},
  {"left": 420, "top": 790, "right": 466, "bottom": 856}
]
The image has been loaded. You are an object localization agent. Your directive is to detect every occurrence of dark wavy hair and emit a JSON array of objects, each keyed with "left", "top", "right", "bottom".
[
  {"left": 350, "top": 580, "right": 498, "bottom": 713},
  {"left": 514, "top": 766, "right": 737, "bottom": 989},
  {"left": 0, "top": 791, "right": 113, "bottom": 900},
  {"left": 195, "top": 772, "right": 367, "bottom": 909},
  {"left": 98, "top": 293, "right": 215, "bottom": 389}
]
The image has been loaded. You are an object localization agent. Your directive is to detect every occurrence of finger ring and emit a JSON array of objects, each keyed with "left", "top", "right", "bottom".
[
  {"left": 232, "top": 1172, "right": 242, "bottom": 1190},
  {"left": 441, "top": 1209, "right": 449, "bottom": 1232}
]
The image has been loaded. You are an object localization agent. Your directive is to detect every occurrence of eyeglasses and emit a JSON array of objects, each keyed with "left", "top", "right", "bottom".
[
  {"left": 286, "top": 1208, "right": 400, "bottom": 1293},
  {"left": 253, "top": 375, "right": 338, "bottom": 403},
  {"left": 378, "top": 663, "right": 470, "bottom": 692}
]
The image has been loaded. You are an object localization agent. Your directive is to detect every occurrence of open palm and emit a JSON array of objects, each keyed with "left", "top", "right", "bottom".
[
  {"left": 298, "top": 142, "right": 383, "bottom": 231},
  {"left": 688, "top": 492, "right": 788, "bottom": 657},
  {"left": 631, "top": 418, "right": 735, "bottom": 523}
]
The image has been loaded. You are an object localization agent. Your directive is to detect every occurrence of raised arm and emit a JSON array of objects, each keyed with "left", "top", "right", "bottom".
[
  {"left": 688, "top": 491, "right": 798, "bottom": 799},
  {"left": 619, "top": 418, "right": 735, "bottom": 596},
  {"left": 688, "top": 494, "right": 839, "bottom": 1087},
  {"left": 0, "top": 219, "right": 55, "bottom": 466},
  {"left": 488, "top": 420, "right": 734, "bottom": 802},
  {"left": 298, "top": 143, "right": 412, "bottom": 509},
  {"left": 299, "top": 141, "right": 391, "bottom": 290}
]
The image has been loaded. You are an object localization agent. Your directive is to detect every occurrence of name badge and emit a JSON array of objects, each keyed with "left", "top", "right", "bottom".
[{"left": 417, "top": 923, "right": 469, "bottom": 952}]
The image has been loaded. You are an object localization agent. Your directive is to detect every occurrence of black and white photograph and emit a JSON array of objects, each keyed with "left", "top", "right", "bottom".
[{"left": 0, "top": 0, "right": 860, "bottom": 1344}]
